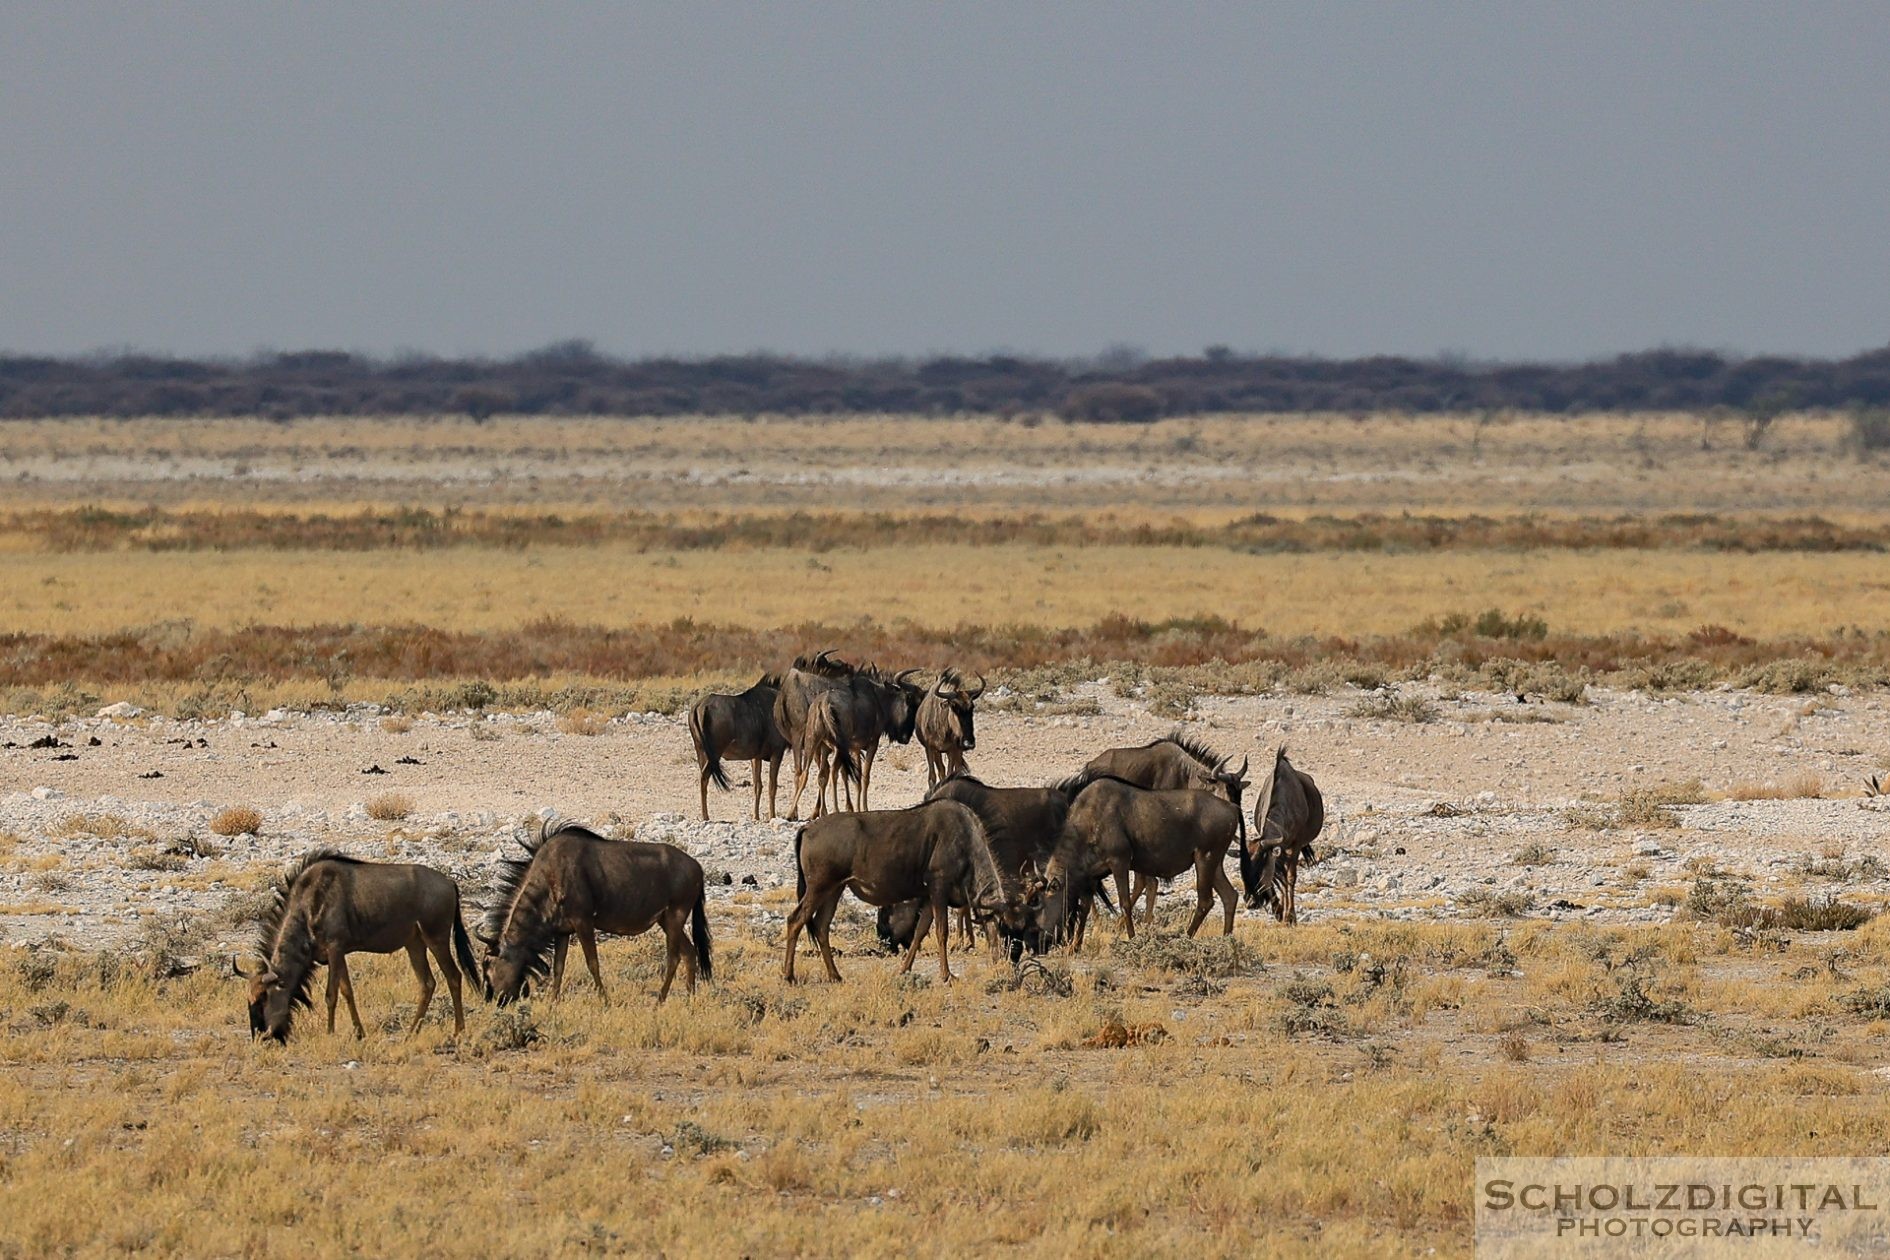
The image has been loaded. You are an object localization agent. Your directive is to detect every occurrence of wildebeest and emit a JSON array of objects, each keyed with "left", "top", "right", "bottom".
[
  {"left": 1079, "top": 732, "right": 1249, "bottom": 917},
  {"left": 236, "top": 849, "right": 481, "bottom": 1042},
  {"left": 915, "top": 669, "right": 985, "bottom": 789},
  {"left": 783, "top": 799, "right": 1025, "bottom": 983},
  {"left": 1245, "top": 745, "right": 1325, "bottom": 923},
  {"left": 779, "top": 657, "right": 920, "bottom": 818},
  {"left": 479, "top": 821, "right": 711, "bottom": 1005},
  {"left": 798, "top": 689, "right": 864, "bottom": 818},
  {"left": 1033, "top": 777, "right": 1242, "bottom": 942},
  {"left": 687, "top": 673, "right": 788, "bottom": 821}
]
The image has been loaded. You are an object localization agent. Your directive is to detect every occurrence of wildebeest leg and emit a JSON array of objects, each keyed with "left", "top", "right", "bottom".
[
  {"left": 750, "top": 757, "right": 763, "bottom": 820},
  {"left": 787, "top": 758, "right": 811, "bottom": 821},
  {"left": 781, "top": 897, "right": 812, "bottom": 982},
  {"left": 932, "top": 893, "right": 954, "bottom": 983},
  {"left": 698, "top": 760, "right": 711, "bottom": 821},
  {"left": 324, "top": 959, "right": 343, "bottom": 1033},
  {"left": 578, "top": 928, "right": 609, "bottom": 1004},
  {"left": 1284, "top": 848, "right": 1300, "bottom": 925},
  {"left": 899, "top": 902, "right": 934, "bottom": 975},
  {"left": 331, "top": 953, "right": 366, "bottom": 1039},
  {"left": 1212, "top": 862, "right": 1238, "bottom": 936},
  {"left": 427, "top": 928, "right": 465, "bottom": 1036},
  {"left": 405, "top": 938, "right": 436, "bottom": 1036},
  {"left": 860, "top": 746, "right": 877, "bottom": 811},
  {"left": 923, "top": 745, "right": 941, "bottom": 791},
  {"left": 766, "top": 753, "right": 782, "bottom": 819},
  {"left": 1185, "top": 852, "right": 1217, "bottom": 937},
  {"left": 810, "top": 892, "right": 845, "bottom": 982},
  {"left": 1114, "top": 865, "right": 1136, "bottom": 938},
  {"left": 811, "top": 750, "right": 830, "bottom": 820},
  {"left": 656, "top": 905, "right": 687, "bottom": 1003},
  {"left": 550, "top": 934, "right": 569, "bottom": 999}
]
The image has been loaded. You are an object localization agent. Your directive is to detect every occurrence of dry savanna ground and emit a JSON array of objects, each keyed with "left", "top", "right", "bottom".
[{"left": 4, "top": 412, "right": 1890, "bottom": 1257}]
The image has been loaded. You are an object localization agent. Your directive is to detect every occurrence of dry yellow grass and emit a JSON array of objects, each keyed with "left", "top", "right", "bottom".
[
  {"left": 378, "top": 715, "right": 414, "bottom": 734},
  {"left": 1727, "top": 773, "right": 1826, "bottom": 801},
  {"left": 9, "top": 545, "right": 1890, "bottom": 639},
  {"left": 364, "top": 792, "right": 415, "bottom": 822},
  {"left": 2, "top": 916, "right": 1888, "bottom": 1255},
  {"left": 556, "top": 709, "right": 607, "bottom": 737},
  {"left": 207, "top": 806, "right": 262, "bottom": 837}
]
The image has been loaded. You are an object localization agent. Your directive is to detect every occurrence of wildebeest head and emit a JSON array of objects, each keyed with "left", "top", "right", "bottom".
[
  {"left": 233, "top": 956, "right": 289, "bottom": 1042},
  {"left": 934, "top": 670, "right": 986, "bottom": 750},
  {"left": 1217, "top": 753, "right": 1251, "bottom": 813},
  {"left": 477, "top": 930, "right": 542, "bottom": 1007},
  {"left": 883, "top": 669, "right": 924, "bottom": 743}
]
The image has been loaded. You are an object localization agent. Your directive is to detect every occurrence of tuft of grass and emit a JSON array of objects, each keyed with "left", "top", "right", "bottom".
[
  {"left": 366, "top": 792, "right": 415, "bottom": 822},
  {"left": 208, "top": 806, "right": 262, "bottom": 837},
  {"left": 1510, "top": 842, "right": 1555, "bottom": 867},
  {"left": 1459, "top": 888, "right": 1534, "bottom": 918},
  {"left": 1727, "top": 773, "right": 1824, "bottom": 801},
  {"left": 1497, "top": 1033, "right": 1530, "bottom": 1063},
  {"left": 556, "top": 709, "right": 607, "bottom": 736},
  {"left": 379, "top": 715, "right": 414, "bottom": 733},
  {"left": 1347, "top": 692, "right": 1439, "bottom": 724},
  {"left": 52, "top": 813, "right": 136, "bottom": 841}
]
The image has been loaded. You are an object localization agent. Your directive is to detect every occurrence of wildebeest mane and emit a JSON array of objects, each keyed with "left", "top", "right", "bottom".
[
  {"left": 1154, "top": 729, "right": 1231, "bottom": 774},
  {"left": 483, "top": 823, "right": 616, "bottom": 988},
  {"left": 254, "top": 847, "right": 361, "bottom": 1011}
]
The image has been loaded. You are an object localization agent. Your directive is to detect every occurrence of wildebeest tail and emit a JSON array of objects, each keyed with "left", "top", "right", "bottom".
[
  {"left": 794, "top": 826, "right": 807, "bottom": 900},
  {"left": 690, "top": 887, "right": 713, "bottom": 982},
  {"left": 452, "top": 909, "right": 489, "bottom": 1000},
  {"left": 690, "top": 704, "right": 732, "bottom": 790},
  {"left": 831, "top": 735, "right": 860, "bottom": 787}
]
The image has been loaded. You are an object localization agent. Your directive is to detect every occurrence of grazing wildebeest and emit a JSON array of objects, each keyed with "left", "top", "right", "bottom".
[
  {"left": 1034, "top": 777, "right": 1242, "bottom": 941},
  {"left": 1079, "top": 732, "right": 1249, "bottom": 918},
  {"left": 798, "top": 689, "right": 864, "bottom": 818},
  {"left": 687, "top": 673, "right": 788, "bottom": 821},
  {"left": 781, "top": 661, "right": 920, "bottom": 818},
  {"left": 782, "top": 799, "right": 1025, "bottom": 984},
  {"left": 1245, "top": 745, "right": 1325, "bottom": 924},
  {"left": 236, "top": 849, "right": 481, "bottom": 1043},
  {"left": 479, "top": 822, "right": 711, "bottom": 1005},
  {"left": 916, "top": 669, "right": 985, "bottom": 788}
]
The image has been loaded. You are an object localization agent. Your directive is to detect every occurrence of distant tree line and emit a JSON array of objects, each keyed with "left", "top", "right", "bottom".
[{"left": 4, "top": 340, "right": 1890, "bottom": 419}]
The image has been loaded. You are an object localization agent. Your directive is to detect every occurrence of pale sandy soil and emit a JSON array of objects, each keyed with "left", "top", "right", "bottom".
[
  {"left": 2, "top": 412, "right": 1884, "bottom": 513},
  {"left": 3, "top": 684, "right": 1886, "bottom": 949}
]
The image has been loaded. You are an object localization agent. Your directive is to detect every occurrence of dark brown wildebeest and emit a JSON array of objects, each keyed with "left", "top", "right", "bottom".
[
  {"left": 1079, "top": 732, "right": 1249, "bottom": 918},
  {"left": 915, "top": 669, "right": 985, "bottom": 789},
  {"left": 236, "top": 849, "right": 481, "bottom": 1042},
  {"left": 1244, "top": 745, "right": 1325, "bottom": 924},
  {"left": 772, "top": 649, "right": 856, "bottom": 809},
  {"left": 782, "top": 799, "right": 1025, "bottom": 984},
  {"left": 688, "top": 673, "right": 788, "bottom": 821},
  {"left": 798, "top": 689, "right": 864, "bottom": 818},
  {"left": 1033, "top": 777, "right": 1242, "bottom": 942},
  {"left": 781, "top": 660, "right": 920, "bottom": 818},
  {"left": 479, "top": 822, "right": 711, "bottom": 1005}
]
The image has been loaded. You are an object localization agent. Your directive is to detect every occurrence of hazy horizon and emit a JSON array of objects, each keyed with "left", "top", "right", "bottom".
[{"left": 5, "top": 3, "right": 1888, "bottom": 362}]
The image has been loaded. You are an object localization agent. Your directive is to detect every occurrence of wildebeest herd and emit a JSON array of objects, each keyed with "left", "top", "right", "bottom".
[{"left": 238, "top": 651, "right": 1321, "bottom": 1041}]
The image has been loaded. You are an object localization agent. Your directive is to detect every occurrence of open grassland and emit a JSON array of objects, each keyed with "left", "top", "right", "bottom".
[
  {"left": 10, "top": 544, "right": 1890, "bottom": 639},
  {"left": 6, "top": 915, "right": 1890, "bottom": 1257}
]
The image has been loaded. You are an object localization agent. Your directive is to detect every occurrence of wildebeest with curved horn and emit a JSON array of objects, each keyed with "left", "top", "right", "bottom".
[
  {"left": 783, "top": 799, "right": 1026, "bottom": 984},
  {"left": 687, "top": 673, "right": 788, "bottom": 821},
  {"left": 1245, "top": 745, "right": 1324, "bottom": 924},
  {"left": 779, "top": 657, "right": 920, "bottom": 818},
  {"left": 916, "top": 668, "right": 985, "bottom": 789},
  {"left": 479, "top": 821, "right": 711, "bottom": 1005},
  {"left": 1032, "top": 777, "right": 1242, "bottom": 942},
  {"left": 236, "top": 849, "right": 482, "bottom": 1042},
  {"left": 1079, "top": 732, "right": 1249, "bottom": 918}
]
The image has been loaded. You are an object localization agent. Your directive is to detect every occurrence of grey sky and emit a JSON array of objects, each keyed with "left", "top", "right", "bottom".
[{"left": 4, "top": 3, "right": 1887, "bottom": 361}]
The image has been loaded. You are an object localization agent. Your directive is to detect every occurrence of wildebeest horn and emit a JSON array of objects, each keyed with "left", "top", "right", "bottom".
[
  {"left": 893, "top": 668, "right": 919, "bottom": 685},
  {"left": 1235, "top": 753, "right": 1250, "bottom": 780},
  {"left": 230, "top": 955, "right": 250, "bottom": 978},
  {"left": 475, "top": 928, "right": 499, "bottom": 947},
  {"left": 968, "top": 673, "right": 986, "bottom": 700},
  {"left": 936, "top": 673, "right": 959, "bottom": 696}
]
